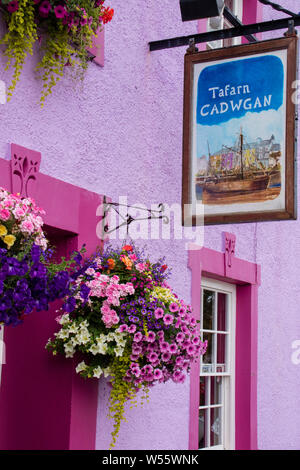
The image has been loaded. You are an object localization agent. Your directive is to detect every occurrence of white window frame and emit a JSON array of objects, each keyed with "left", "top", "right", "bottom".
[
  {"left": 207, "top": 0, "right": 244, "bottom": 49},
  {"left": 199, "top": 277, "right": 236, "bottom": 450}
]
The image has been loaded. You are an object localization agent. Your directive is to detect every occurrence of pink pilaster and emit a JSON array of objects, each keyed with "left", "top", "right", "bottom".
[{"left": 243, "top": 0, "right": 263, "bottom": 42}]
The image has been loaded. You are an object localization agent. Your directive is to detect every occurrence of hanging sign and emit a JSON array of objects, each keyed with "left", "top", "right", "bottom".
[{"left": 182, "top": 36, "right": 298, "bottom": 225}]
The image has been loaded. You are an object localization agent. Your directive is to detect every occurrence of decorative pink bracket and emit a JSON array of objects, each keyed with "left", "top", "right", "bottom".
[
  {"left": 223, "top": 231, "right": 236, "bottom": 275},
  {"left": 10, "top": 143, "right": 41, "bottom": 198},
  {"left": 88, "top": 29, "right": 104, "bottom": 67}
]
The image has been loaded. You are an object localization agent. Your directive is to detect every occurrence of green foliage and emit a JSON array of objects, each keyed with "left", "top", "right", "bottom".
[
  {"left": 0, "top": 0, "right": 114, "bottom": 106},
  {"left": 35, "top": 28, "right": 77, "bottom": 107},
  {"left": 0, "top": 0, "right": 37, "bottom": 100}
]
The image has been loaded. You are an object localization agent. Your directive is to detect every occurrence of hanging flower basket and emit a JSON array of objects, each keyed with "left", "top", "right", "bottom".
[
  {"left": 0, "top": 0, "right": 114, "bottom": 106},
  {"left": 46, "top": 244, "right": 207, "bottom": 448},
  {"left": 0, "top": 187, "right": 75, "bottom": 327}
]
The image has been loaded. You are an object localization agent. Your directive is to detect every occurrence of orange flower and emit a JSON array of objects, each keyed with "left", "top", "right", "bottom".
[
  {"left": 107, "top": 258, "right": 115, "bottom": 269},
  {"left": 120, "top": 255, "right": 133, "bottom": 270}
]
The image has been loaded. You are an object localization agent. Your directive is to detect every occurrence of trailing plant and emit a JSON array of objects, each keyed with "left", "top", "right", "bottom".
[
  {"left": 0, "top": 0, "right": 114, "bottom": 106},
  {"left": 46, "top": 243, "right": 207, "bottom": 448}
]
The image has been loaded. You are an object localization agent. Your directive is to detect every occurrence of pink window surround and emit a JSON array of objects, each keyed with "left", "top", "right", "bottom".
[
  {"left": 0, "top": 144, "right": 105, "bottom": 450},
  {"left": 89, "top": 29, "right": 105, "bottom": 67},
  {"left": 197, "top": 0, "right": 263, "bottom": 46},
  {"left": 188, "top": 232, "right": 260, "bottom": 450}
]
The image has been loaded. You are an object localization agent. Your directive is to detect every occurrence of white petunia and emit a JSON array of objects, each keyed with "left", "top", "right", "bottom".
[
  {"left": 56, "top": 328, "right": 70, "bottom": 340},
  {"left": 93, "top": 366, "right": 103, "bottom": 378},
  {"left": 98, "top": 343, "right": 108, "bottom": 354},
  {"left": 114, "top": 346, "right": 125, "bottom": 357},
  {"left": 64, "top": 341, "right": 75, "bottom": 358},
  {"left": 76, "top": 361, "right": 87, "bottom": 373},
  {"left": 68, "top": 323, "right": 79, "bottom": 334},
  {"left": 76, "top": 332, "right": 91, "bottom": 345},
  {"left": 59, "top": 314, "right": 70, "bottom": 325},
  {"left": 103, "top": 367, "right": 111, "bottom": 378},
  {"left": 89, "top": 343, "right": 101, "bottom": 355},
  {"left": 96, "top": 334, "right": 107, "bottom": 344}
]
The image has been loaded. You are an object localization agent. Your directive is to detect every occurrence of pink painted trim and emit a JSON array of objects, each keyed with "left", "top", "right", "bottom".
[
  {"left": 0, "top": 146, "right": 105, "bottom": 450},
  {"left": 197, "top": 19, "right": 208, "bottom": 51},
  {"left": 188, "top": 234, "right": 260, "bottom": 450},
  {"left": 89, "top": 29, "right": 105, "bottom": 67},
  {"left": 243, "top": 0, "right": 263, "bottom": 43}
]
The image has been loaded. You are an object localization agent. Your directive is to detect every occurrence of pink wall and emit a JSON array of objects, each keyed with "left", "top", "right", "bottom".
[{"left": 0, "top": 0, "right": 299, "bottom": 450}]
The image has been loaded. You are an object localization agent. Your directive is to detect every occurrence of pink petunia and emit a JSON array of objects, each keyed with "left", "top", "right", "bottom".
[
  {"left": 118, "top": 324, "right": 128, "bottom": 333},
  {"left": 128, "top": 324, "right": 137, "bottom": 334},
  {"left": 162, "top": 351, "right": 171, "bottom": 362},
  {"left": 163, "top": 314, "right": 174, "bottom": 326},
  {"left": 153, "top": 368, "right": 163, "bottom": 380},
  {"left": 0, "top": 209, "right": 10, "bottom": 221},
  {"left": 176, "top": 332, "right": 185, "bottom": 343},
  {"left": 169, "top": 343, "right": 178, "bottom": 354},
  {"left": 186, "top": 344, "right": 196, "bottom": 356},
  {"left": 54, "top": 5, "right": 67, "bottom": 18},
  {"left": 136, "top": 263, "right": 147, "bottom": 273},
  {"left": 169, "top": 302, "right": 179, "bottom": 313},
  {"left": 133, "top": 332, "right": 143, "bottom": 342},
  {"left": 154, "top": 308, "right": 164, "bottom": 319},
  {"left": 160, "top": 341, "right": 170, "bottom": 352},
  {"left": 145, "top": 331, "right": 156, "bottom": 342},
  {"left": 39, "top": 0, "right": 51, "bottom": 17},
  {"left": 7, "top": 0, "right": 19, "bottom": 13},
  {"left": 148, "top": 352, "right": 159, "bottom": 363}
]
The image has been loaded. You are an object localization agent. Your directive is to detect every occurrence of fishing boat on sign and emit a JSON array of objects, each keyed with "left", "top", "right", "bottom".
[{"left": 198, "top": 129, "right": 271, "bottom": 200}]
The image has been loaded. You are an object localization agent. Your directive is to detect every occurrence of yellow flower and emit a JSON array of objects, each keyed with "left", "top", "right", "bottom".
[
  {"left": 4, "top": 234, "right": 16, "bottom": 248},
  {"left": 0, "top": 225, "right": 7, "bottom": 237}
]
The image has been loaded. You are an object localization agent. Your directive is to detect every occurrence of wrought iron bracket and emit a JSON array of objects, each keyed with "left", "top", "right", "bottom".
[
  {"left": 149, "top": 6, "right": 300, "bottom": 52},
  {"left": 100, "top": 198, "right": 170, "bottom": 238}
]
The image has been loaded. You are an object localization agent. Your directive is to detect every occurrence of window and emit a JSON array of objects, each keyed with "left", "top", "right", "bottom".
[
  {"left": 207, "top": 0, "right": 243, "bottom": 49},
  {"left": 199, "top": 278, "right": 236, "bottom": 450}
]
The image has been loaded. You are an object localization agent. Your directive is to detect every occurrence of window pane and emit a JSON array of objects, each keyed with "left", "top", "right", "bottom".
[
  {"left": 211, "top": 376, "right": 222, "bottom": 406},
  {"left": 211, "top": 407, "right": 222, "bottom": 447},
  {"left": 217, "top": 292, "right": 227, "bottom": 332},
  {"left": 203, "top": 290, "right": 215, "bottom": 331},
  {"left": 217, "top": 333, "right": 226, "bottom": 364},
  {"left": 202, "top": 332, "right": 213, "bottom": 364},
  {"left": 198, "top": 409, "right": 206, "bottom": 449},
  {"left": 199, "top": 377, "right": 206, "bottom": 407}
]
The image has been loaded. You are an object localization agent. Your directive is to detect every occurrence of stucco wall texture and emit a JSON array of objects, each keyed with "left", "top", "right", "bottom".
[{"left": 0, "top": 0, "right": 299, "bottom": 450}]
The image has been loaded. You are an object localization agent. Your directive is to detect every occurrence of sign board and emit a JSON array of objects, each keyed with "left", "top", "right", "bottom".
[{"left": 182, "top": 36, "right": 298, "bottom": 225}]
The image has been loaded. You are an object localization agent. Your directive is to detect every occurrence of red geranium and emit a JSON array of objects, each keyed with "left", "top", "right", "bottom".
[{"left": 101, "top": 6, "right": 114, "bottom": 24}]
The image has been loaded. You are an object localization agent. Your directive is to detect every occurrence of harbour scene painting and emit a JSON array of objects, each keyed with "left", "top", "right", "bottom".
[{"left": 195, "top": 129, "right": 282, "bottom": 205}]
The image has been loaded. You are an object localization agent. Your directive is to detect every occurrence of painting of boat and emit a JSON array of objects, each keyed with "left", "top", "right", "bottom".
[
  {"left": 204, "top": 174, "right": 269, "bottom": 194},
  {"left": 195, "top": 129, "right": 281, "bottom": 205}
]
